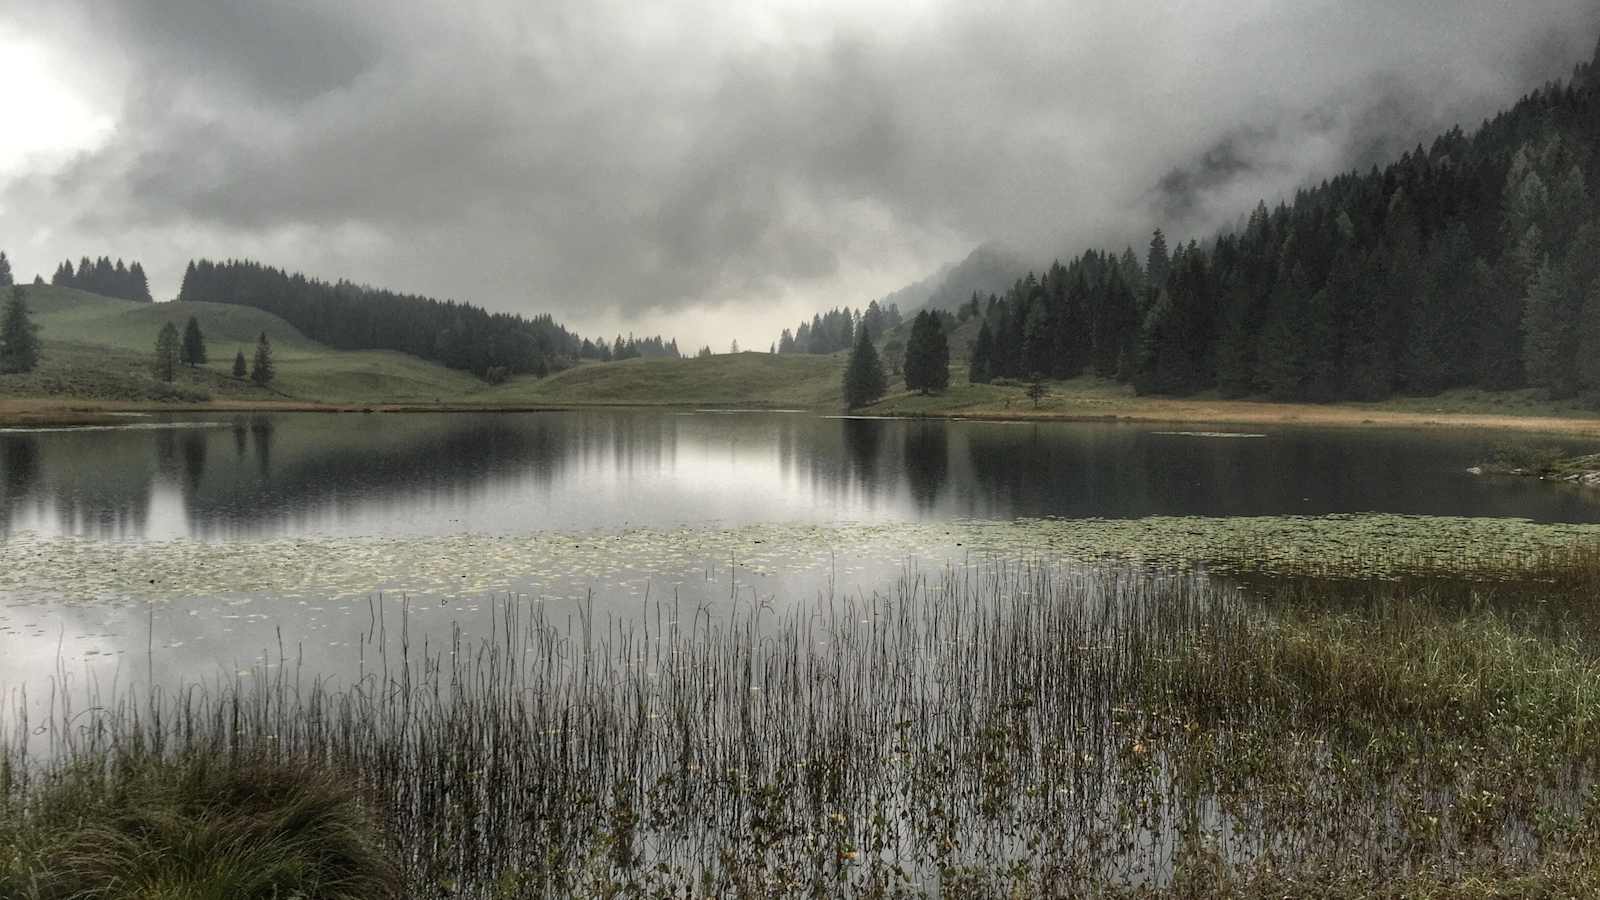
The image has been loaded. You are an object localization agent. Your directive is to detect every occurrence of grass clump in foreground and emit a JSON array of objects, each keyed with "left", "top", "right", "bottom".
[
  {"left": 9, "top": 557, "right": 1600, "bottom": 897},
  {"left": 0, "top": 753, "right": 401, "bottom": 900}
]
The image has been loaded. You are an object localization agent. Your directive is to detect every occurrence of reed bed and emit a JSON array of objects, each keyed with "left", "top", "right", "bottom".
[{"left": 6, "top": 559, "right": 1600, "bottom": 898}]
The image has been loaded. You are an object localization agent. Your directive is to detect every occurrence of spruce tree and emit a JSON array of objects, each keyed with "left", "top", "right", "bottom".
[
  {"left": 1523, "top": 259, "right": 1576, "bottom": 396},
  {"left": 1146, "top": 228, "right": 1171, "bottom": 288},
  {"left": 842, "top": 327, "right": 887, "bottom": 408},
  {"left": 181, "top": 316, "right": 207, "bottom": 368},
  {"left": 0, "top": 251, "right": 12, "bottom": 287},
  {"left": 903, "top": 310, "right": 950, "bottom": 393},
  {"left": 130, "top": 263, "right": 152, "bottom": 302},
  {"left": 232, "top": 348, "right": 248, "bottom": 379},
  {"left": 0, "top": 287, "right": 41, "bottom": 373},
  {"left": 1576, "top": 276, "right": 1600, "bottom": 400},
  {"left": 969, "top": 319, "right": 994, "bottom": 384},
  {"left": 153, "top": 322, "right": 180, "bottom": 382},
  {"left": 250, "top": 331, "right": 275, "bottom": 386}
]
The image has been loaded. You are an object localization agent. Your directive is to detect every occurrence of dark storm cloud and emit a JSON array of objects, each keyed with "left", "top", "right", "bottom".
[{"left": 3, "top": 0, "right": 1599, "bottom": 339}]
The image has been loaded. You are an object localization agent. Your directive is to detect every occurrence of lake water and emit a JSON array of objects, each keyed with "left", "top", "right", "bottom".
[
  {"left": 4, "top": 410, "right": 1598, "bottom": 539},
  {"left": 3, "top": 410, "right": 1599, "bottom": 698}
]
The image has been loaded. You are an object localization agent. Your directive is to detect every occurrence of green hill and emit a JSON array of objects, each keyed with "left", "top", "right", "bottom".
[
  {"left": 25, "top": 285, "right": 319, "bottom": 354},
  {"left": 483, "top": 352, "right": 847, "bottom": 407},
  {"left": 4, "top": 286, "right": 486, "bottom": 404}
]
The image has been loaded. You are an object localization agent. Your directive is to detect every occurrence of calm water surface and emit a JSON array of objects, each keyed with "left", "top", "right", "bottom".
[
  {"left": 3, "top": 410, "right": 1598, "bottom": 700},
  {"left": 3, "top": 409, "right": 1598, "bottom": 539}
]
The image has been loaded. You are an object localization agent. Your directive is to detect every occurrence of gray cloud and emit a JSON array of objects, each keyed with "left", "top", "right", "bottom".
[{"left": 3, "top": 1, "right": 1599, "bottom": 345}]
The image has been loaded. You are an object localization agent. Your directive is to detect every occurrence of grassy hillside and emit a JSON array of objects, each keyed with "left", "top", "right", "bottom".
[
  {"left": 483, "top": 352, "right": 846, "bottom": 407},
  {"left": 25, "top": 285, "right": 319, "bottom": 354},
  {"left": 4, "top": 286, "right": 486, "bottom": 404}
]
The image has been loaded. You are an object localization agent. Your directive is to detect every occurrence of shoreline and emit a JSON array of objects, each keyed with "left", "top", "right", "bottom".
[{"left": 7, "top": 391, "right": 1600, "bottom": 435}]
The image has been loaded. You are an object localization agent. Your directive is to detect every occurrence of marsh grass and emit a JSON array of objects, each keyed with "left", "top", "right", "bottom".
[
  {"left": 7, "top": 557, "right": 1600, "bottom": 897},
  {"left": 0, "top": 753, "right": 401, "bottom": 900}
]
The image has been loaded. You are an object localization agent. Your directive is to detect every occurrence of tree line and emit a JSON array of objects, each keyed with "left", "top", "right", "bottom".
[
  {"left": 830, "top": 38, "right": 1600, "bottom": 406},
  {"left": 777, "top": 301, "right": 905, "bottom": 355},
  {"left": 178, "top": 259, "right": 645, "bottom": 380},
  {"left": 50, "top": 256, "right": 154, "bottom": 302},
  {"left": 583, "top": 334, "right": 681, "bottom": 362}
]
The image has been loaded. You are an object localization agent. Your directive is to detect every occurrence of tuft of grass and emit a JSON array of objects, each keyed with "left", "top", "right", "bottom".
[{"left": 0, "top": 753, "right": 401, "bottom": 900}]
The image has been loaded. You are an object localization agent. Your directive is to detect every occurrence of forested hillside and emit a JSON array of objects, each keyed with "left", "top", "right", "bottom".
[
  {"left": 794, "top": 38, "right": 1600, "bottom": 405},
  {"left": 178, "top": 259, "right": 663, "bottom": 380},
  {"left": 969, "top": 39, "right": 1600, "bottom": 403}
]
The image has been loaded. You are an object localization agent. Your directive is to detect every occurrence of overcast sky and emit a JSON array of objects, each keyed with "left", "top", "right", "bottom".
[{"left": 2, "top": 1, "right": 1598, "bottom": 349}]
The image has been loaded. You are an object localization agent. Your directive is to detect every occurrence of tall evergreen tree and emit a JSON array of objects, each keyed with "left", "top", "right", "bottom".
[
  {"left": 0, "top": 251, "right": 12, "bottom": 287},
  {"left": 0, "top": 287, "right": 41, "bottom": 373},
  {"left": 250, "top": 332, "right": 275, "bottom": 386},
  {"left": 181, "top": 316, "right": 208, "bottom": 368},
  {"left": 903, "top": 310, "right": 950, "bottom": 393},
  {"left": 842, "top": 327, "right": 888, "bottom": 408},
  {"left": 1523, "top": 259, "right": 1576, "bottom": 396},
  {"left": 232, "top": 348, "right": 248, "bottom": 379},
  {"left": 129, "top": 262, "right": 152, "bottom": 302},
  {"left": 969, "top": 319, "right": 994, "bottom": 384},
  {"left": 153, "top": 322, "right": 180, "bottom": 382},
  {"left": 1146, "top": 228, "right": 1171, "bottom": 288}
]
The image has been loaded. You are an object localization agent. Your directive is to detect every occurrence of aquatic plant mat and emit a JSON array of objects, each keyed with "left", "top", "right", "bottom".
[
  {"left": 9, "top": 553, "right": 1600, "bottom": 897},
  {"left": 5, "top": 514, "right": 1600, "bottom": 608}
]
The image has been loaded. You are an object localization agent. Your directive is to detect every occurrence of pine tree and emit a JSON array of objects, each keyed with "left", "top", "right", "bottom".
[
  {"left": 153, "top": 322, "right": 180, "bottom": 382},
  {"left": 1576, "top": 276, "right": 1600, "bottom": 400},
  {"left": 232, "top": 349, "right": 248, "bottom": 379},
  {"left": 903, "top": 310, "right": 950, "bottom": 393},
  {"left": 969, "top": 319, "right": 994, "bottom": 384},
  {"left": 0, "top": 251, "right": 12, "bottom": 287},
  {"left": 1523, "top": 259, "right": 1576, "bottom": 396},
  {"left": 129, "top": 262, "right": 152, "bottom": 302},
  {"left": 181, "top": 316, "right": 207, "bottom": 368},
  {"left": 1146, "top": 228, "right": 1171, "bottom": 288},
  {"left": 842, "top": 327, "right": 887, "bottom": 408},
  {"left": 250, "top": 331, "right": 275, "bottom": 386},
  {"left": 0, "top": 287, "right": 41, "bottom": 373}
]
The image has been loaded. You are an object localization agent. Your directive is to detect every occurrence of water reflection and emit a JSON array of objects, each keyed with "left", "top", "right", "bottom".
[
  {"left": 903, "top": 423, "right": 947, "bottom": 510},
  {"left": 3, "top": 411, "right": 1600, "bottom": 540}
]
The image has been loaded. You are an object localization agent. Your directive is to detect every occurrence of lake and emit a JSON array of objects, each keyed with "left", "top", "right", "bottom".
[
  {"left": 8, "top": 409, "right": 1600, "bottom": 891},
  {"left": 4, "top": 410, "right": 1598, "bottom": 540},
  {"left": 3, "top": 410, "right": 1600, "bottom": 695}
]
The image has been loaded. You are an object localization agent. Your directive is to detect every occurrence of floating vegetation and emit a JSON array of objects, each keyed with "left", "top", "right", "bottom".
[
  {"left": 7, "top": 562, "right": 1600, "bottom": 897},
  {"left": 4, "top": 514, "right": 1599, "bottom": 608}
]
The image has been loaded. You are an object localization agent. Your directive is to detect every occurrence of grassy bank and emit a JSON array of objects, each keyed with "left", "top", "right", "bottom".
[{"left": 8, "top": 553, "right": 1600, "bottom": 897}]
